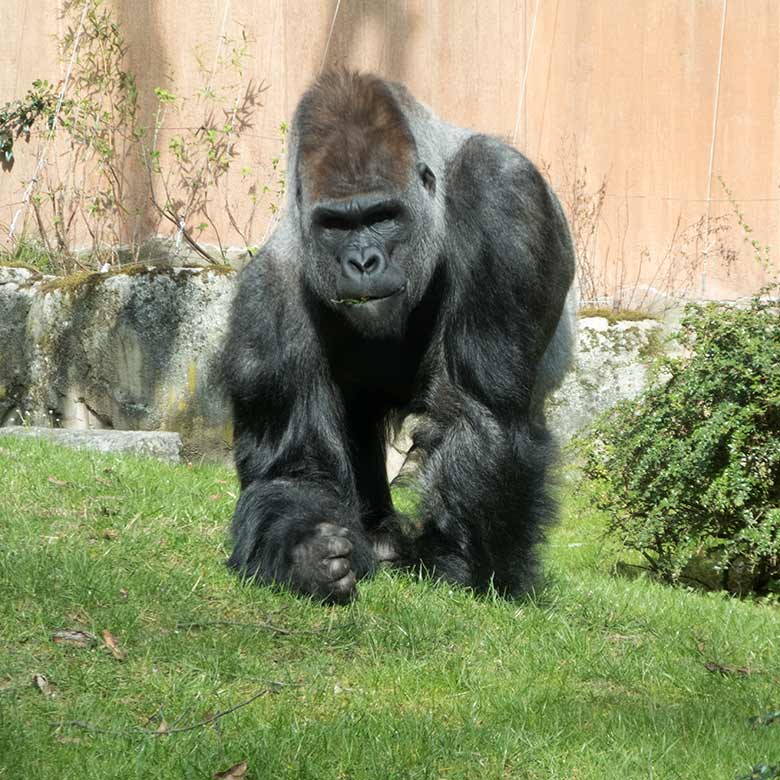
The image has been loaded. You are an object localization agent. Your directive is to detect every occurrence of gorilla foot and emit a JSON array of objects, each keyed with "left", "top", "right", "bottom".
[
  {"left": 372, "top": 533, "right": 401, "bottom": 565},
  {"left": 289, "top": 522, "right": 357, "bottom": 604},
  {"left": 368, "top": 515, "right": 413, "bottom": 568},
  {"left": 419, "top": 552, "right": 474, "bottom": 589}
]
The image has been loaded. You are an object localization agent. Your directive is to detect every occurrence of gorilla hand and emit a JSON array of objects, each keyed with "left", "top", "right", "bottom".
[{"left": 289, "top": 523, "right": 357, "bottom": 603}]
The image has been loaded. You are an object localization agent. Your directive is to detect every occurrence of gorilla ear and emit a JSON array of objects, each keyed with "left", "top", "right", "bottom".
[{"left": 417, "top": 162, "right": 436, "bottom": 195}]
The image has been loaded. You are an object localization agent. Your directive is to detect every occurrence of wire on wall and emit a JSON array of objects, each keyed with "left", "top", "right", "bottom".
[
  {"left": 701, "top": 0, "right": 728, "bottom": 296},
  {"left": 320, "top": 0, "right": 343, "bottom": 74},
  {"left": 511, "top": 0, "right": 541, "bottom": 147}
]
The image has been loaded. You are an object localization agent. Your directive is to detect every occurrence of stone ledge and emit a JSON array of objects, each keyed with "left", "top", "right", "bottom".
[{"left": 0, "top": 426, "right": 182, "bottom": 463}]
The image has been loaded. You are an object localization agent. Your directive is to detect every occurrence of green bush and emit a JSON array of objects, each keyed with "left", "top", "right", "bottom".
[{"left": 581, "top": 295, "right": 780, "bottom": 594}]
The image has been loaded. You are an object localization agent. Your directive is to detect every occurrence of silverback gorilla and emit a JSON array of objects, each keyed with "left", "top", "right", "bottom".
[{"left": 223, "top": 71, "right": 575, "bottom": 603}]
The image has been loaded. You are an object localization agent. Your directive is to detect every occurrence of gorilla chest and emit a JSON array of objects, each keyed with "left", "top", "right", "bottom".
[{"left": 326, "top": 335, "right": 427, "bottom": 408}]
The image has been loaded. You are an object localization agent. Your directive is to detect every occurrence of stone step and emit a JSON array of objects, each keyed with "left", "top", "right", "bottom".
[{"left": 0, "top": 426, "right": 182, "bottom": 463}]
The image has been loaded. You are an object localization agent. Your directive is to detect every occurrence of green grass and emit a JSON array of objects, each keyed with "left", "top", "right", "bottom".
[
  {"left": 0, "top": 438, "right": 778, "bottom": 779},
  {"left": 0, "top": 236, "right": 60, "bottom": 275}
]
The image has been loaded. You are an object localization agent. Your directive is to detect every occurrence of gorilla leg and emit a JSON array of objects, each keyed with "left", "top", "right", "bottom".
[
  {"left": 414, "top": 399, "right": 556, "bottom": 596},
  {"left": 345, "top": 410, "right": 411, "bottom": 566}
]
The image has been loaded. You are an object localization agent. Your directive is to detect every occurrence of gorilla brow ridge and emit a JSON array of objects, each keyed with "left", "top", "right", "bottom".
[{"left": 296, "top": 70, "right": 417, "bottom": 199}]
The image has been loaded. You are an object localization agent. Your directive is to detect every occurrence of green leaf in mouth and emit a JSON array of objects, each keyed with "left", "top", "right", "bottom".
[{"left": 331, "top": 296, "right": 372, "bottom": 306}]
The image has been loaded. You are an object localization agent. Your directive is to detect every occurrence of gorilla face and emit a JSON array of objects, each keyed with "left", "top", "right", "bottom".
[
  {"left": 301, "top": 168, "right": 436, "bottom": 337},
  {"left": 313, "top": 194, "right": 410, "bottom": 303}
]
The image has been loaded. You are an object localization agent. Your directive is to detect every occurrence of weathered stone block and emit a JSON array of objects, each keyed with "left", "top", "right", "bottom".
[
  {"left": 0, "top": 265, "right": 667, "bottom": 467},
  {"left": 2, "top": 264, "right": 235, "bottom": 459},
  {"left": 0, "top": 267, "right": 45, "bottom": 425},
  {"left": 547, "top": 316, "right": 665, "bottom": 443},
  {"left": 0, "top": 426, "right": 182, "bottom": 462}
]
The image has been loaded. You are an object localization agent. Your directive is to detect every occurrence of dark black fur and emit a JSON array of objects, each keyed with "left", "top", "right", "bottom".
[{"left": 222, "top": 71, "right": 575, "bottom": 603}]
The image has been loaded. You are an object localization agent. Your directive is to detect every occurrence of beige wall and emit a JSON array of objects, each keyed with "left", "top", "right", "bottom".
[{"left": 2, "top": 0, "right": 778, "bottom": 303}]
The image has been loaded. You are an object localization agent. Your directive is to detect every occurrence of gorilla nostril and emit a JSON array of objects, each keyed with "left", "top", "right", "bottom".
[{"left": 363, "top": 254, "right": 379, "bottom": 273}]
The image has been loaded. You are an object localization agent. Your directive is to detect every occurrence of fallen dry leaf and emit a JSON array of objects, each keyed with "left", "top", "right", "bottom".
[
  {"left": 39, "top": 507, "right": 72, "bottom": 518},
  {"left": 118, "top": 588, "right": 129, "bottom": 600},
  {"left": 102, "top": 529, "right": 119, "bottom": 540},
  {"left": 704, "top": 661, "right": 751, "bottom": 677},
  {"left": 47, "top": 476, "right": 68, "bottom": 487},
  {"left": 156, "top": 720, "right": 169, "bottom": 735},
  {"left": 208, "top": 493, "right": 222, "bottom": 501},
  {"left": 102, "top": 629, "right": 127, "bottom": 661},
  {"left": 56, "top": 736, "right": 83, "bottom": 745},
  {"left": 52, "top": 629, "right": 97, "bottom": 648},
  {"left": 213, "top": 761, "right": 248, "bottom": 779},
  {"left": 32, "top": 673, "right": 54, "bottom": 697}
]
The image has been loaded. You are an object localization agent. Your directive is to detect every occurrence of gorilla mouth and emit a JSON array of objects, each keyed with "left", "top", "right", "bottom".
[{"left": 331, "top": 284, "right": 406, "bottom": 306}]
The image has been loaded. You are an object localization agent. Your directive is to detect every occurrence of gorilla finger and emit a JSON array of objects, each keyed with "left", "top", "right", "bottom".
[
  {"left": 331, "top": 571, "right": 357, "bottom": 600},
  {"left": 324, "top": 556, "right": 351, "bottom": 580},
  {"left": 323, "top": 536, "right": 352, "bottom": 558},
  {"left": 315, "top": 522, "right": 350, "bottom": 537}
]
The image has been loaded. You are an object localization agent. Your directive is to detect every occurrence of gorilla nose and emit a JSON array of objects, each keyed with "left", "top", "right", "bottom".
[{"left": 341, "top": 247, "right": 387, "bottom": 281}]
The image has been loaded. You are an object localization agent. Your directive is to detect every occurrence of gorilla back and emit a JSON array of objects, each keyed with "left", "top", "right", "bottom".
[{"left": 223, "top": 71, "right": 575, "bottom": 603}]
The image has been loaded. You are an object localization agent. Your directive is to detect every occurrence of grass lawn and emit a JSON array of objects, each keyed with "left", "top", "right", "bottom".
[{"left": 0, "top": 437, "right": 778, "bottom": 779}]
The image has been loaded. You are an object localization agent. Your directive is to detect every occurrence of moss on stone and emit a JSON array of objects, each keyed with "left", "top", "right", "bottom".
[
  {"left": 637, "top": 327, "right": 666, "bottom": 363},
  {"left": 0, "top": 261, "right": 44, "bottom": 275},
  {"left": 38, "top": 270, "right": 98, "bottom": 295},
  {"left": 578, "top": 307, "right": 657, "bottom": 324},
  {"left": 37, "top": 263, "right": 236, "bottom": 295},
  {"left": 166, "top": 407, "right": 233, "bottom": 464}
]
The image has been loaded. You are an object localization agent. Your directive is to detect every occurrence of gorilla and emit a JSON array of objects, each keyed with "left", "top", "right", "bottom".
[{"left": 223, "top": 70, "right": 575, "bottom": 603}]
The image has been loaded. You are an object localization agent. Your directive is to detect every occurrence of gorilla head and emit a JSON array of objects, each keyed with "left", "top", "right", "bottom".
[{"left": 293, "top": 71, "right": 438, "bottom": 337}]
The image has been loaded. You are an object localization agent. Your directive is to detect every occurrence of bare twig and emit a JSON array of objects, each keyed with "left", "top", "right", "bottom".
[
  {"left": 143, "top": 168, "right": 214, "bottom": 264},
  {"left": 175, "top": 619, "right": 292, "bottom": 635},
  {"left": 56, "top": 682, "right": 287, "bottom": 738}
]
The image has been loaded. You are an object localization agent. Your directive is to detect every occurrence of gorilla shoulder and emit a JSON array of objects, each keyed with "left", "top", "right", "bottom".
[
  {"left": 223, "top": 244, "right": 316, "bottom": 404},
  {"left": 447, "top": 134, "right": 557, "bottom": 227}
]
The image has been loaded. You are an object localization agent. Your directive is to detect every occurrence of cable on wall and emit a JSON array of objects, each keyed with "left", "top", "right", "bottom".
[
  {"left": 320, "top": 0, "right": 343, "bottom": 74},
  {"left": 511, "top": 0, "right": 541, "bottom": 147},
  {"left": 701, "top": 0, "right": 728, "bottom": 296}
]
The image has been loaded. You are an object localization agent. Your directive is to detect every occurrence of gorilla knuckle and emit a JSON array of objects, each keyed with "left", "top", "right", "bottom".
[{"left": 325, "top": 557, "right": 352, "bottom": 580}]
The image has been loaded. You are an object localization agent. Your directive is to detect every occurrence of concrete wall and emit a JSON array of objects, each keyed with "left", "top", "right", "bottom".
[{"left": 2, "top": 0, "right": 778, "bottom": 302}]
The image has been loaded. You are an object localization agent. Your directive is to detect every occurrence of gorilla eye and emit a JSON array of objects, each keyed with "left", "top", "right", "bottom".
[
  {"left": 365, "top": 207, "right": 400, "bottom": 227},
  {"left": 316, "top": 214, "right": 353, "bottom": 231}
]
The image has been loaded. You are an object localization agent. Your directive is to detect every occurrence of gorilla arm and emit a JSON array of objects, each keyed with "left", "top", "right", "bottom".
[
  {"left": 414, "top": 136, "right": 575, "bottom": 596},
  {"left": 222, "top": 254, "right": 376, "bottom": 602}
]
